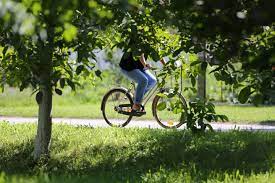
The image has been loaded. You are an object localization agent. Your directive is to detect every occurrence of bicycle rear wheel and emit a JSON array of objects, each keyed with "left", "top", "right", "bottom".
[
  {"left": 152, "top": 90, "right": 187, "bottom": 128},
  {"left": 101, "top": 88, "right": 133, "bottom": 127}
]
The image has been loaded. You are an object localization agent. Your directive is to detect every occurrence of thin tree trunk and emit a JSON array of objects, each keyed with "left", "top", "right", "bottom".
[
  {"left": 33, "top": 61, "right": 53, "bottom": 160},
  {"left": 220, "top": 81, "right": 223, "bottom": 102},
  {"left": 32, "top": 4, "right": 56, "bottom": 161},
  {"left": 33, "top": 35, "right": 54, "bottom": 160},
  {"left": 198, "top": 43, "right": 207, "bottom": 100},
  {"left": 33, "top": 82, "right": 52, "bottom": 160},
  {"left": 33, "top": 62, "right": 53, "bottom": 160},
  {"left": 197, "top": 72, "right": 206, "bottom": 99}
]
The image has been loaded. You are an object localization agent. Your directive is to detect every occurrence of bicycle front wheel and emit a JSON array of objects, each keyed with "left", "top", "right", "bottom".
[
  {"left": 101, "top": 88, "right": 133, "bottom": 127},
  {"left": 152, "top": 90, "right": 187, "bottom": 129}
]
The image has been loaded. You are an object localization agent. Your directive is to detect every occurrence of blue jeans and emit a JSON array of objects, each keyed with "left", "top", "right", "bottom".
[{"left": 121, "top": 68, "right": 157, "bottom": 103}]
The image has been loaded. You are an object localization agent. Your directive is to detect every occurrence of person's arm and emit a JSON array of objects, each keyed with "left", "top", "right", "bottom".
[
  {"left": 160, "top": 58, "right": 166, "bottom": 65},
  {"left": 139, "top": 53, "right": 166, "bottom": 68},
  {"left": 139, "top": 53, "right": 150, "bottom": 68}
]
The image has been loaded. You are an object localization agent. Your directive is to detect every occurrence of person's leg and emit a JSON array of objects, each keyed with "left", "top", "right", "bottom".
[
  {"left": 121, "top": 69, "right": 148, "bottom": 108},
  {"left": 141, "top": 69, "right": 157, "bottom": 94}
]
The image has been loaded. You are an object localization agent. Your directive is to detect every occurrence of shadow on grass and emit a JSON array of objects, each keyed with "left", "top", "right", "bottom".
[
  {"left": 0, "top": 140, "right": 36, "bottom": 173},
  {"left": 259, "top": 120, "right": 275, "bottom": 126},
  {"left": 1, "top": 130, "right": 274, "bottom": 182},
  {"left": 47, "top": 131, "right": 275, "bottom": 181}
]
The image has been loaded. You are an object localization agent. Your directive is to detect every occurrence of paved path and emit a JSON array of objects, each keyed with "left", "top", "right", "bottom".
[{"left": 1, "top": 116, "right": 275, "bottom": 131}]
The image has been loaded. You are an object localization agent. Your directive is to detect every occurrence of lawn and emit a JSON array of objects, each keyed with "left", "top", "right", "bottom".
[
  {"left": 0, "top": 87, "right": 274, "bottom": 124},
  {"left": 0, "top": 122, "right": 274, "bottom": 182}
]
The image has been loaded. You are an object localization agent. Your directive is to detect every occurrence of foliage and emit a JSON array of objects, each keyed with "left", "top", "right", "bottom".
[
  {"left": 0, "top": 0, "right": 117, "bottom": 94},
  {"left": 105, "top": 4, "right": 180, "bottom": 62},
  {"left": 149, "top": 0, "right": 275, "bottom": 105},
  {"left": 184, "top": 99, "right": 228, "bottom": 133},
  {"left": 0, "top": 123, "right": 274, "bottom": 182},
  {"left": 0, "top": 0, "right": 140, "bottom": 158}
]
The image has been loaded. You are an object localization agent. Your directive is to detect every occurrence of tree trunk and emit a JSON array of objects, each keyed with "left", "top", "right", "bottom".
[
  {"left": 198, "top": 49, "right": 207, "bottom": 100},
  {"left": 32, "top": 5, "right": 55, "bottom": 161},
  {"left": 33, "top": 64, "right": 53, "bottom": 160},
  {"left": 33, "top": 38, "right": 54, "bottom": 160},
  {"left": 197, "top": 71, "right": 206, "bottom": 99},
  {"left": 33, "top": 82, "right": 52, "bottom": 160}
]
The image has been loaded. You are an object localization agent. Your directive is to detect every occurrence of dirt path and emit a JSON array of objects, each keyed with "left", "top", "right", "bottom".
[{"left": 1, "top": 116, "right": 275, "bottom": 131}]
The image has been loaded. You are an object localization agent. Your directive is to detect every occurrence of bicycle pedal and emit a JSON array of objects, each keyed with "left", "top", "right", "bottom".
[{"left": 132, "top": 111, "right": 146, "bottom": 117}]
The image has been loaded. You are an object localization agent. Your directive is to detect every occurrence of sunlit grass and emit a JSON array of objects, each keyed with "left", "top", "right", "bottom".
[
  {"left": 216, "top": 105, "right": 275, "bottom": 124},
  {"left": 0, "top": 123, "right": 274, "bottom": 182}
]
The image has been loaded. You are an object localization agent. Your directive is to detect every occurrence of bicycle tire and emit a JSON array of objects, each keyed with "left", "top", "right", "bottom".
[
  {"left": 152, "top": 90, "right": 187, "bottom": 129},
  {"left": 101, "top": 88, "right": 134, "bottom": 127}
]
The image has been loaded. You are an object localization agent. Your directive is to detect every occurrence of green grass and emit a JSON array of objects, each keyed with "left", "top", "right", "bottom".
[
  {"left": 215, "top": 105, "right": 275, "bottom": 124},
  {"left": 0, "top": 122, "right": 274, "bottom": 182},
  {"left": 0, "top": 87, "right": 275, "bottom": 124},
  {"left": 0, "top": 170, "right": 274, "bottom": 183}
]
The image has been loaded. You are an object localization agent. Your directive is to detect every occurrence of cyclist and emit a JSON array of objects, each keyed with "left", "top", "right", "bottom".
[{"left": 119, "top": 50, "right": 157, "bottom": 113}]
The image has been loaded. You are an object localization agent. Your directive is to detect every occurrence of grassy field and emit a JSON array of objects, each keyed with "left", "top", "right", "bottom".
[
  {"left": 215, "top": 105, "right": 275, "bottom": 124},
  {"left": 0, "top": 87, "right": 274, "bottom": 124},
  {"left": 0, "top": 122, "right": 274, "bottom": 182}
]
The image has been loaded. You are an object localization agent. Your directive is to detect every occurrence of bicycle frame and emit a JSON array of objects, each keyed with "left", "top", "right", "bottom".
[
  {"left": 126, "top": 64, "right": 184, "bottom": 108},
  {"left": 142, "top": 84, "right": 159, "bottom": 106},
  {"left": 126, "top": 82, "right": 159, "bottom": 106},
  {"left": 127, "top": 74, "right": 164, "bottom": 109}
]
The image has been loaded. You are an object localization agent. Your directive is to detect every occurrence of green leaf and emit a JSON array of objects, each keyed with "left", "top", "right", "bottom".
[
  {"left": 190, "top": 60, "right": 201, "bottom": 66},
  {"left": 55, "top": 88, "right": 62, "bottom": 95},
  {"left": 251, "top": 94, "right": 263, "bottom": 106},
  {"left": 180, "top": 112, "right": 187, "bottom": 123},
  {"left": 63, "top": 23, "right": 77, "bottom": 42},
  {"left": 95, "top": 70, "right": 102, "bottom": 80},
  {"left": 157, "top": 72, "right": 167, "bottom": 77},
  {"left": 227, "top": 63, "right": 235, "bottom": 71},
  {"left": 205, "top": 115, "right": 214, "bottom": 122},
  {"left": 217, "top": 115, "right": 229, "bottom": 121},
  {"left": 36, "top": 91, "right": 43, "bottom": 104},
  {"left": 172, "top": 107, "right": 182, "bottom": 114},
  {"left": 238, "top": 86, "right": 251, "bottom": 104},
  {"left": 32, "top": 2, "right": 41, "bottom": 15},
  {"left": 214, "top": 72, "right": 221, "bottom": 81},
  {"left": 2, "top": 46, "right": 8, "bottom": 56},
  {"left": 19, "top": 82, "right": 28, "bottom": 91},
  {"left": 172, "top": 47, "right": 184, "bottom": 57},
  {"left": 222, "top": 115, "right": 229, "bottom": 121},
  {"left": 167, "top": 92, "right": 176, "bottom": 98},
  {"left": 205, "top": 124, "right": 214, "bottom": 131},
  {"left": 157, "top": 102, "right": 166, "bottom": 111},
  {"left": 67, "top": 79, "right": 75, "bottom": 91},
  {"left": 156, "top": 93, "right": 167, "bottom": 98},
  {"left": 206, "top": 102, "right": 215, "bottom": 113},
  {"left": 191, "top": 75, "right": 196, "bottom": 87},
  {"left": 0, "top": 84, "right": 4, "bottom": 93},
  {"left": 60, "top": 78, "right": 65, "bottom": 88},
  {"left": 209, "top": 66, "right": 223, "bottom": 74},
  {"left": 76, "top": 65, "right": 84, "bottom": 75}
]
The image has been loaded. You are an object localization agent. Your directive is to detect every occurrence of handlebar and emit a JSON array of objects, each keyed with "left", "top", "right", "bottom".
[{"left": 148, "top": 67, "right": 162, "bottom": 72}]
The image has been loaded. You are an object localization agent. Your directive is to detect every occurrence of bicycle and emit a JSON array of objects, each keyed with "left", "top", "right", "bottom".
[{"left": 101, "top": 68, "right": 188, "bottom": 128}]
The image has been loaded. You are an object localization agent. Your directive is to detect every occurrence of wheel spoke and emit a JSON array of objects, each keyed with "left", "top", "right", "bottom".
[
  {"left": 102, "top": 89, "right": 133, "bottom": 127},
  {"left": 153, "top": 92, "right": 187, "bottom": 128}
]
